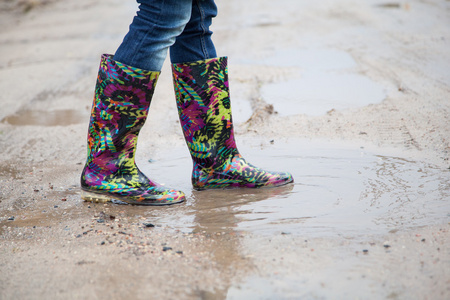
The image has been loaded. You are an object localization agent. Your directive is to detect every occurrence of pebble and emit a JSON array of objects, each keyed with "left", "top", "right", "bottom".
[
  {"left": 8, "top": 216, "right": 15, "bottom": 221},
  {"left": 143, "top": 223, "right": 155, "bottom": 228},
  {"left": 363, "top": 249, "right": 369, "bottom": 254},
  {"left": 162, "top": 246, "right": 172, "bottom": 252}
]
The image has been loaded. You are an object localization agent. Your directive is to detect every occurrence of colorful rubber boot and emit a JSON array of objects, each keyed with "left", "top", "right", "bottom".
[
  {"left": 80, "top": 54, "right": 185, "bottom": 205},
  {"left": 172, "top": 57, "right": 294, "bottom": 190}
]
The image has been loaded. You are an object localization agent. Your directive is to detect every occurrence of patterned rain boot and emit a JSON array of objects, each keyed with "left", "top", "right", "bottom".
[
  {"left": 172, "top": 57, "right": 294, "bottom": 190},
  {"left": 80, "top": 54, "right": 185, "bottom": 205}
]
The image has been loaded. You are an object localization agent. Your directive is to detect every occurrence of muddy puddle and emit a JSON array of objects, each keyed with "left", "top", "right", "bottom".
[
  {"left": 4, "top": 139, "right": 448, "bottom": 238},
  {"left": 92, "top": 139, "right": 449, "bottom": 238},
  {"left": 251, "top": 48, "right": 386, "bottom": 116},
  {"left": 1, "top": 109, "right": 89, "bottom": 126}
]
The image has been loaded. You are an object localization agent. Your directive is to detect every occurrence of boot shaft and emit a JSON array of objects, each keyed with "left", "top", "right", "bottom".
[
  {"left": 87, "top": 54, "right": 159, "bottom": 159},
  {"left": 172, "top": 57, "right": 238, "bottom": 169},
  {"left": 83, "top": 54, "right": 160, "bottom": 187}
]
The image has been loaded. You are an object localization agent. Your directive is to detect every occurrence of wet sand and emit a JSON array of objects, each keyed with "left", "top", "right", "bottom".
[{"left": 1, "top": 0, "right": 449, "bottom": 299}]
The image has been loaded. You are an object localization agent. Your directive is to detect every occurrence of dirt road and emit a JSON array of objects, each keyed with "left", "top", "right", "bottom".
[{"left": 1, "top": 0, "right": 449, "bottom": 299}]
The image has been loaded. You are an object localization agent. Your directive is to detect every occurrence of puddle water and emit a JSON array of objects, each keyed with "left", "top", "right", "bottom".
[
  {"left": 251, "top": 48, "right": 386, "bottom": 116},
  {"left": 135, "top": 139, "right": 449, "bottom": 237},
  {"left": 0, "top": 188, "right": 83, "bottom": 233},
  {"left": 1, "top": 109, "right": 89, "bottom": 126},
  {"left": 0, "top": 164, "right": 24, "bottom": 179}
]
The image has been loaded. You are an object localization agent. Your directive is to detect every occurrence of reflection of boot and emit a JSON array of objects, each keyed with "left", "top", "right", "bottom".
[
  {"left": 80, "top": 54, "right": 185, "bottom": 205},
  {"left": 172, "top": 57, "right": 294, "bottom": 190}
]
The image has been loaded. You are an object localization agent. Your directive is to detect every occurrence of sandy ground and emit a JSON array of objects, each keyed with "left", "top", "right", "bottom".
[{"left": 0, "top": 0, "right": 449, "bottom": 299}]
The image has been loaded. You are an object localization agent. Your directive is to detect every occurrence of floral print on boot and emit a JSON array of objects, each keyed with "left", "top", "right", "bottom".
[
  {"left": 172, "top": 57, "right": 294, "bottom": 190},
  {"left": 80, "top": 54, "right": 185, "bottom": 205}
]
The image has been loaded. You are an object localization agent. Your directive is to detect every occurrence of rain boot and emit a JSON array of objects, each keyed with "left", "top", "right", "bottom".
[
  {"left": 172, "top": 57, "right": 294, "bottom": 190},
  {"left": 80, "top": 54, "right": 185, "bottom": 205}
]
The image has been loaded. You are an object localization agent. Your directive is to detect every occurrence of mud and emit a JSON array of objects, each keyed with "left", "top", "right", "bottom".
[
  {"left": 2, "top": 109, "right": 89, "bottom": 126},
  {"left": 1, "top": 0, "right": 449, "bottom": 299}
]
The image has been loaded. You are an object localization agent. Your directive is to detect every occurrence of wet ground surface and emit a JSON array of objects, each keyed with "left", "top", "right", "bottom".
[
  {"left": 1, "top": 140, "right": 449, "bottom": 299},
  {"left": 1, "top": 0, "right": 450, "bottom": 299},
  {"left": 1, "top": 109, "right": 89, "bottom": 126},
  {"left": 256, "top": 48, "right": 386, "bottom": 116}
]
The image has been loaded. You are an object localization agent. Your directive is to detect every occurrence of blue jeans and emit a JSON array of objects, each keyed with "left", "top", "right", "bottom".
[{"left": 114, "top": 0, "right": 217, "bottom": 71}]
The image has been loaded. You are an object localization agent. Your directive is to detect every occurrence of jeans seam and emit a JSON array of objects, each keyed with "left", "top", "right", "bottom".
[
  {"left": 130, "top": 0, "right": 165, "bottom": 67},
  {"left": 196, "top": 0, "right": 209, "bottom": 60}
]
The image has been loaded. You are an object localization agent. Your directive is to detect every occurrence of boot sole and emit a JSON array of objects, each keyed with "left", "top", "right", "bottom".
[
  {"left": 81, "top": 190, "right": 112, "bottom": 203},
  {"left": 193, "top": 178, "right": 294, "bottom": 191},
  {"left": 80, "top": 189, "right": 185, "bottom": 206}
]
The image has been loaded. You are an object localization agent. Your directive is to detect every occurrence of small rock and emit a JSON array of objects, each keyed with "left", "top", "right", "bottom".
[
  {"left": 97, "top": 218, "right": 105, "bottom": 223},
  {"left": 100, "top": 241, "right": 105, "bottom": 245},
  {"left": 8, "top": 216, "right": 15, "bottom": 221},
  {"left": 143, "top": 223, "right": 155, "bottom": 228},
  {"left": 176, "top": 251, "right": 183, "bottom": 255},
  {"left": 362, "top": 249, "right": 369, "bottom": 254},
  {"left": 54, "top": 205, "right": 58, "bottom": 208},
  {"left": 421, "top": 238, "right": 426, "bottom": 242},
  {"left": 162, "top": 246, "right": 172, "bottom": 252},
  {"left": 383, "top": 244, "right": 391, "bottom": 248}
]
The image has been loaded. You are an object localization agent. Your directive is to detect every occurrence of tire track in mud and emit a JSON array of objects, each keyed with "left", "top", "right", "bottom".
[{"left": 376, "top": 116, "right": 421, "bottom": 151}]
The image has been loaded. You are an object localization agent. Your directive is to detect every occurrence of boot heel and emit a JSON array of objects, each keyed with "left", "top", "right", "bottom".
[{"left": 81, "top": 190, "right": 112, "bottom": 203}]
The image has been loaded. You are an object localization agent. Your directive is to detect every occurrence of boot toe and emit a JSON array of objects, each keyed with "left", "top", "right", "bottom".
[{"left": 138, "top": 188, "right": 186, "bottom": 205}]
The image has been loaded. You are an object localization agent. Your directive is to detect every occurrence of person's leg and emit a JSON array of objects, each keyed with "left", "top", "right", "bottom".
[
  {"left": 170, "top": 1, "right": 294, "bottom": 190},
  {"left": 172, "top": 57, "right": 294, "bottom": 190},
  {"left": 170, "top": 0, "right": 217, "bottom": 64},
  {"left": 81, "top": 0, "right": 198, "bottom": 205},
  {"left": 114, "top": 0, "right": 193, "bottom": 71}
]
